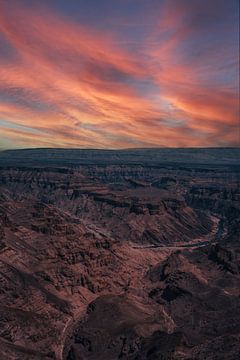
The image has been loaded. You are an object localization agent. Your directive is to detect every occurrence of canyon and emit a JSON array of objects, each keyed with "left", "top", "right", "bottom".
[{"left": 0, "top": 148, "right": 239, "bottom": 360}]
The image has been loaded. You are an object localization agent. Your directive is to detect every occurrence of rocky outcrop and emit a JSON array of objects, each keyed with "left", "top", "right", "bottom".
[
  {"left": 148, "top": 249, "right": 240, "bottom": 358},
  {"left": 63, "top": 295, "right": 186, "bottom": 360},
  {"left": 208, "top": 244, "right": 240, "bottom": 274}
]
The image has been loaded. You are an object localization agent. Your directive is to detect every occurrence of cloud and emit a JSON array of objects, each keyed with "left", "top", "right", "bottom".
[{"left": 0, "top": 0, "right": 238, "bottom": 148}]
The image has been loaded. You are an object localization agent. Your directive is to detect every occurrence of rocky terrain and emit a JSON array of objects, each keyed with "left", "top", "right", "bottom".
[{"left": 0, "top": 148, "right": 239, "bottom": 360}]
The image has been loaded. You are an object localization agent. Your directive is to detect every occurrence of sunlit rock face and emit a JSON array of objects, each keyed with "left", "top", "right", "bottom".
[{"left": 0, "top": 148, "right": 239, "bottom": 360}]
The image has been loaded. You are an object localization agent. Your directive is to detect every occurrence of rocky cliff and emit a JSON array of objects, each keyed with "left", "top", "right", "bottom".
[{"left": 0, "top": 148, "right": 239, "bottom": 359}]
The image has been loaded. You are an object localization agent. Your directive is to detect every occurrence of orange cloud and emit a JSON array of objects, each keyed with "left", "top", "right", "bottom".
[{"left": 0, "top": 1, "right": 238, "bottom": 149}]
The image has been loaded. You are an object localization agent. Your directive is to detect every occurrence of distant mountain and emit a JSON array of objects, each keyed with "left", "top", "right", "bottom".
[{"left": 0, "top": 147, "right": 239, "bottom": 167}]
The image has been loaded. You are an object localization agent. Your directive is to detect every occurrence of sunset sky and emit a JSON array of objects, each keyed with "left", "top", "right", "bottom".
[{"left": 0, "top": 0, "right": 239, "bottom": 149}]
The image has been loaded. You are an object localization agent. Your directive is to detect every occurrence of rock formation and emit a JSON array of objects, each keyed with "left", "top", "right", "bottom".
[{"left": 0, "top": 148, "right": 239, "bottom": 359}]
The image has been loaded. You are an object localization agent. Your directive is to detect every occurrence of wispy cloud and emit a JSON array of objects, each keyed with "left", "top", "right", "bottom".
[{"left": 0, "top": 0, "right": 238, "bottom": 148}]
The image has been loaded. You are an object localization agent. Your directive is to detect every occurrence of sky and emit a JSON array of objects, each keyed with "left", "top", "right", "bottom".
[{"left": 0, "top": 0, "right": 239, "bottom": 149}]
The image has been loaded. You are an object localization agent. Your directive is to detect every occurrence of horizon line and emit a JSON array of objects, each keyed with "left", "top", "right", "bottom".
[{"left": 1, "top": 146, "right": 240, "bottom": 153}]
